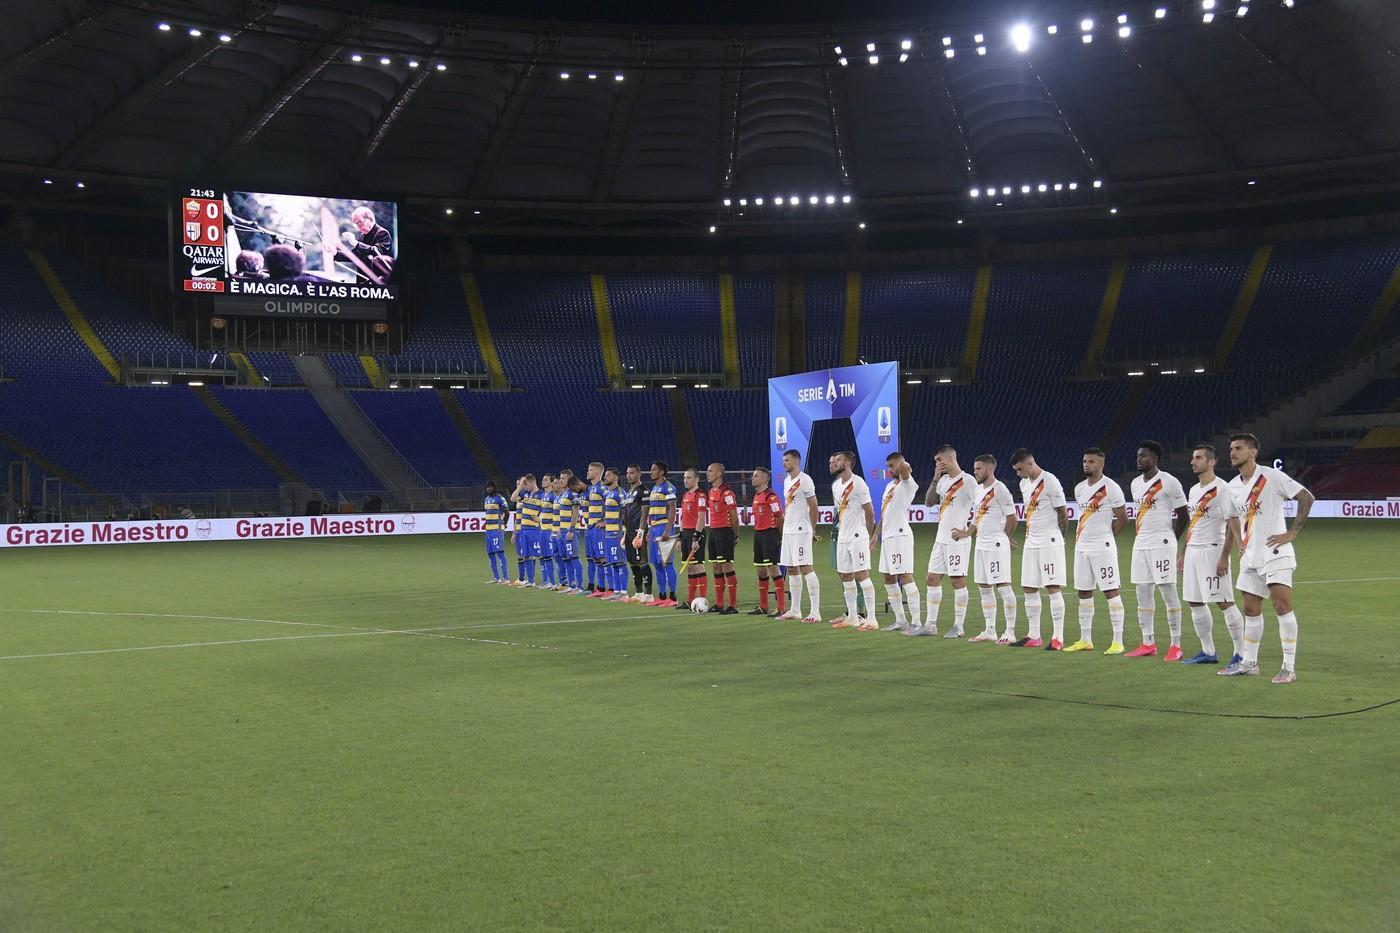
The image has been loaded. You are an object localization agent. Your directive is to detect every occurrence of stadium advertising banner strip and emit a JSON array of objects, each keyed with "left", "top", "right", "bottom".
[
  {"left": 214, "top": 295, "right": 387, "bottom": 321},
  {"left": 0, "top": 500, "right": 1393, "bottom": 549},
  {"left": 768, "top": 362, "right": 900, "bottom": 520}
]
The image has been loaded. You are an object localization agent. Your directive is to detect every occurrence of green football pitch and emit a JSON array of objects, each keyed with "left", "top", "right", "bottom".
[{"left": 2, "top": 521, "right": 1397, "bottom": 931}]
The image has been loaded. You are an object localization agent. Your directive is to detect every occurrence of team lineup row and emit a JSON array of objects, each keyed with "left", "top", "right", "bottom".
[{"left": 477, "top": 432, "right": 1314, "bottom": 684}]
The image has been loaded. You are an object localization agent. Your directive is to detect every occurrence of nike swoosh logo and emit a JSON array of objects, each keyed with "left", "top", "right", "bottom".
[{"left": 190, "top": 265, "right": 221, "bottom": 277}]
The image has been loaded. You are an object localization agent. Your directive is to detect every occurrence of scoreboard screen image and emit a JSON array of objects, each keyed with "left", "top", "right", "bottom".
[{"left": 175, "top": 188, "right": 400, "bottom": 300}]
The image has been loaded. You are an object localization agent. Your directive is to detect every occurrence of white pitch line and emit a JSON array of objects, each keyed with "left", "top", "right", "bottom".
[
  {"left": 10, "top": 608, "right": 346, "bottom": 630},
  {"left": 1297, "top": 576, "right": 1400, "bottom": 586}
]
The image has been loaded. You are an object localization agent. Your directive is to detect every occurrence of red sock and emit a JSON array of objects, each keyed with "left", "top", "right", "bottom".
[
  {"left": 713, "top": 575, "right": 725, "bottom": 608},
  {"left": 775, "top": 577, "right": 786, "bottom": 611},
  {"left": 698, "top": 576, "right": 708, "bottom": 597},
  {"left": 687, "top": 577, "right": 697, "bottom": 603},
  {"left": 759, "top": 578, "right": 770, "bottom": 610},
  {"left": 727, "top": 574, "right": 737, "bottom": 608}
]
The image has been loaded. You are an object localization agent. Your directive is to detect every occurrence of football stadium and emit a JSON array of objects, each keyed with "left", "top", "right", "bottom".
[{"left": 2, "top": 0, "right": 1399, "bottom": 929}]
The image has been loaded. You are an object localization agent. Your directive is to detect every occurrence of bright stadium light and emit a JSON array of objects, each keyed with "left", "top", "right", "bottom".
[
  {"left": 841, "top": 194, "right": 851, "bottom": 203},
  {"left": 834, "top": 45, "right": 843, "bottom": 54},
  {"left": 867, "top": 42, "right": 876, "bottom": 52},
  {"left": 1081, "top": 17, "right": 1094, "bottom": 31},
  {"left": 808, "top": 195, "right": 819, "bottom": 204},
  {"left": 942, "top": 36, "right": 952, "bottom": 46},
  {"left": 1127, "top": 370, "right": 1144, "bottom": 377},
  {"left": 938, "top": 377, "right": 953, "bottom": 383},
  {"left": 869, "top": 54, "right": 879, "bottom": 64},
  {"left": 973, "top": 33, "right": 985, "bottom": 43},
  {"left": 1160, "top": 370, "right": 1177, "bottom": 375},
  {"left": 944, "top": 48, "right": 955, "bottom": 59},
  {"left": 1037, "top": 183, "right": 1048, "bottom": 192},
  {"left": 1283, "top": 0, "right": 1294, "bottom": 6},
  {"left": 380, "top": 57, "right": 391, "bottom": 65},
  {"left": 773, "top": 196, "right": 784, "bottom": 205},
  {"left": 1109, "top": 207, "right": 1119, "bottom": 214},
  {"left": 707, "top": 227, "right": 715, "bottom": 235},
  {"left": 695, "top": 383, "right": 709, "bottom": 389},
  {"left": 218, "top": 33, "right": 232, "bottom": 43},
  {"left": 1002, "top": 186, "right": 1012, "bottom": 195},
  {"left": 1011, "top": 23, "right": 1032, "bottom": 53},
  {"left": 615, "top": 73, "right": 624, "bottom": 81},
  {"left": 970, "top": 188, "right": 981, "bottom": 197},
  {"left": 1047, "top": 24, "right": 1058, "bottom": 34},
  {"left": 408, "top": 59, "right": 419, "bottom": 68},
  {"left": 824, "top": 194, "right": 836, "bottom": 204},
  {"left": 1155, "top": 7, "right": 1167, "bottom": 18},
  {"left": 1093, "top": 178, "right": 1103, "bottom": 188},
  {"left": 1203, "top": 11, "right": 1215, "bottom": 21},
  {"left": 75, "top": 180, "right": 85, "bottom": 189},
  {"left": 1020, "top": 184, "right": 1031, "bottom": 193},
  {"left": 901, "top": 38, "right": 913, "bottom": 50},
  {"left": 722, "top": 198, "right": 732, "bottom": 206},
  {"left": 1082, "top": 33, "right": 1093, "bottom": 43},
  {"left": 755, "top": 197, "right": 764, "bottom": 205},
  {"left": 157, "top": 22, "right": 171, "bottom": 31},
  {"left": 631, "top": 383, "right": 645, "bottom": 389},
  {"left": 1237, "top": 4, "right": 1249, "bottom": 16},
  {"left": 351, "top": 53, "right": 362, "bottom": 62},
  {"left": 1068, "top": 181, "right": 1079, "bottom": 190},
  {"left": 1119, "top": 25, "right": 1131, "bottom": 37},
  {"left": 738, "top": 198, "right": 748, "bottom": 206},
  {"left": 587, "top": 72, "right": 597, "bottom": 80},
  {"left": 435, "top": 62, "right": 447, "bottom": 71},
  {"left": 188, "top": 28, "right": 201, "bottom": 37},
  {"left": 906, "top": 378, "right": 923, "bottom": 385},
  {"left": 838, "top": 57, "right": 848, "bottom": 66},
  {"left": 976, "top": 46, "right": 986, "bottom": 56},
  {"left": 560, "top": 71, "right": 570, "bottom": 79},
  {"left": 956, "top": 218, "right": 964, "bottom": 224},
  {"left": 1202, "top": 0, "right": 1216, "bottom": 8},
  {"left": 858, "top": 222, "right": 866, "bottom": 229},
  {"left": 661, "top": 383, "right": 678, "bottom": 389},
  {"left": 1118, "top": 13, "right": 1129, "bottom": 23},
  {"left": 444, "top": 207, "right": 454, "bottom": 215},
  {"left": 1053, "top": 182, "right": 1063, "bottom": 191},
  {"left": 899, "top": 53, "right": 909, "bottom": 62},
  {"left": 1194, "top": 367, "right": 1206, "bottom": 373}
]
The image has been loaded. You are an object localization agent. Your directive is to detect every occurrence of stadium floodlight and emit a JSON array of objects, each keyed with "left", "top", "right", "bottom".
[
  {"left": 218, "top": 33, "right": 232, "bottom": 43},
  {"left": 1011, "top": 23, "right": 1032, "bottom": 53},
  {"left": 901, "top": 38, "right": 912, "bottom": 50},
  {"left": 75, "top": 180, "right": 85, "bottom": 188},
  {"left": 944, "top": 48, "right": 955, "bottom": 59},
  {"left": 906, "top": 378, "right": 923, "bottom": 385},
  {"left": 1160, "top": 370, "right": 1177, "bottom": 375},
  {"left": 42, "top": 178, "right": 52, "bottom": 185},
  {"left": 351, "top": 53, "right": 363, "bottom": 62},
  {"left": 1203, "top": 11, "right": 1215, "bottom": 21},
  {"left": 408, "top": 59, "right": 419, "bottom": 68},
  {"left": 444, "top": 207, "right": 454, "bottom": 215},
  {"left": 631, "top": 383, "right": 645, "bottom": 389},
  {"left": 661, "top": 383, "right": 678, "bottom": 389},
  {"left": 588, "top": 73, "right": 597, "bottom": 80},
  {"left": 615, "top": 73, "right": 624, "bottom": 81},
  {"left": 1119, "top": 26, "right": 1131, "bottom": 37},
  {"left": 1155, "top": 7, "right": 1167, "bottom": 18},
  {"left": 1054, "top": 182, "right": 1063, "bottom": 191},
  {"left": 472, "top": 209, "right": 481, "bottom": 215},
  {"left": 1093, "top": 178, "right": 1103, "bottom": 188},
  {"left": 1109, "top": 207, "right": 1119, "bottom": 214},
  {"left": 157, "top": 22, "right": 171, "bottom": 31},
  {"left": 867, "top": 42, "right": 876, "bottom": 52},
  {"left": 188, "top": 28, "right": 202, "bottom": 37},
  {"left": 1194, "top": 367, "right": 1206, "bottom": 373},
  {"left": 869, "top": 54, "right": 879, "bottom": 64},
  {"left": 976, "top": 46, "right": 986, "bottom": 56},
  {"left": 1081, "top": 17, "right": 1094, "bottom": 30},
  {"left": 739, "top": 198, "right": 748, "bottom": 206},
  {"left": 1118, "top": 13, "right": 1128, "bottom": 23},
  {"left": 1283, "top": 0, "right": 1294, "bottom": 6},
  {"left": 1037, "top": 183, "right": 1048, "bottom": 192},
  {"left": 942, "top": 36, "right": 952, "bottom": 46},
  {"left": 898, "top": 52, "right": 909, "bottom": 62},
  {"left": 695, "top": 383, "right": 709, "bottom": 389},
  {"left": 722, "top": 198, "right": 732, "bottom": 206},
  {"left": 841, "top": 194, "right": 851, "bottom": 203},
  {"left": 937, "top": 377, "right": 953, "bottom": 383},
  {"left": 560, "top": 71, "right": 570, "bottom": 79},
  {"left": 380, "top": 57, "right": 391, "bottom": 65},
  {"left": 825, "top": 194, "right": 836, "bottom": 204},
  {"left": 773, "top": 196, "right": 784, "bottom": 205},
  {"left": 755, "top": 197, "right": 764, "bottom": 205},
  {"left": 1248, "top": 179, "right": 1257, "bottom": 185},
  {"left": 970, "top": 188, "right": 981, "bottom": 197},
  {"left": 838, "top": 57, "right": 848, "bottom": 66},
  {"left": 435, "top": 62, "right": 447, "bottom": 71},
  {"left": 1127, "top": 370, "right": 1144, "bottom": 377},
  {"left": 809, "top": 195, "right": 819, "bottom": 204},
  {"left": 707, "top": 227, "right": 715, "bottom": 235},
  {"left": 858, "top": 222, "right": 867, "bottom": 228},
  {"left": 1202, "top": 0, "right": 1216, "bottom": 8},
  {"left": 1068, "top": 181, "right": 1079, "bottom": 190},
  {"left": 1047, "top": 24, "right": 1058, "bottom": 34},
  {"left": 834, "top": 45, "right": 843, "bottom": 54},
  {"left": 1082, "top": 33, "right": 1093, "bottom": 43},
  {"left": 188, "top": 380, "right": 205, "bottom": 387},
  {"left": 1020, "top": 184, "right": 1032, "bottom": 193},
  {"left": 1237, "top": 4, "right": 1249, "bottom": 16},
  {"left": 790, "top": 195, "right": 801, "bottom": 204},
  {"left": 1002, "top": 186, "right": 1012, "bottom": 195},
  {"left": 974, "top": 33, "right": 985, "bottom": 43},
  {"left": 956, "top": 218, "right": 964, "bottom": 225}
]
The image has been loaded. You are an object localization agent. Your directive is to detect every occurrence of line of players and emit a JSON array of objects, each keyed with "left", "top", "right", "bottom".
[{"left": 479, "top": 431, "right": 1312, "bottom": 683}]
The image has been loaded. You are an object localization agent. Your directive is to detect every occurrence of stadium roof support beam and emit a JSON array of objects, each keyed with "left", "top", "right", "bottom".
[
  {"left": 466, "top": 33, "right": 554, "bottom": 199},
  {"left": 592, "top": 38, "right": 650, "bottom": 201},
  {"left": 59, "top": 1, "right": 274, "bottom": 169},
  {"left": 821, "top": 62, "right": 857, "bottom": 191},
  {"left": 716, "top": 38, "right": 745, "bottom": 196},
  {"left": 1119, "top": 44, "right": 1238, "bottom": 172},
  {"left": 1228, "top": 22, "right": 1367, "bottom": 155},
  {"left": 353, "top": 44, "right": 443, "bottom": 175},
  {"left": 1024, "top": 58, "right": 1103, "bottom": 178},
  {"left": 924, "top": 57, "right": 978, "bottom": 187},
  {"left": 0, "top": 1, "right": 116, "bottom": 82}
]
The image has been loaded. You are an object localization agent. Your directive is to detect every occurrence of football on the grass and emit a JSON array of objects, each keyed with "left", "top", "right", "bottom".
[{"left": 690, "top": 597, "right": 709, "bottom": 614}]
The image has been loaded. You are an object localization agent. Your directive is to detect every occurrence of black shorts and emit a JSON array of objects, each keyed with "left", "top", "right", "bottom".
[
  {"left": 679, "top": 529, "right": 705, "bottom": 566},
  {"left": 753, "top": 528, "right": 781, "bottom": 566},
  {"left": 706, "top": 527, "right": 736, "bottom": 563}
]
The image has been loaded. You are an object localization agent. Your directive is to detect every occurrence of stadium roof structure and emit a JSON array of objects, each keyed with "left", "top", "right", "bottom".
[{"left": 4, "top": 0, "right": 1400, "bottom": 236}]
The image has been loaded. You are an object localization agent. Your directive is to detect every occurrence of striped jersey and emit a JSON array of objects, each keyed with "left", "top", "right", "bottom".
[
  {"left": 602, "top": 486, "right": 625, "bottom": 534},
  {"left": 483, "top": 494, "right": 507, "bottom": 532}
]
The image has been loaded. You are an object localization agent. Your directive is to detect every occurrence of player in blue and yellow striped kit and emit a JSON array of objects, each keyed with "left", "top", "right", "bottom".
[
  {"left": 584, "top": 461, "right": 607, "bottom": 596},
  {"left": 555, "top": 472, "right": 584, "bottom": 593},
  {"left": 646, "top": 460, "right": 680, "bottom": 606},
  {"left": 510, "top": 474, "right": 541, "bottom": 587},
  {"left": 483, "top": 481, "right": 509, "bottom": 583},
  {"left": 602, "top": 467, "right": 630, "bottom": 600},
  {"left": 538, "top": 473, "right": 558, "bottom": 590}
]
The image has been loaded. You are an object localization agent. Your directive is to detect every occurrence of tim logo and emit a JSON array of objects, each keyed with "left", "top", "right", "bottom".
[
  {"left": 195, "top": 519, "right": 212, "bottom": 540},
  {"left": 774, "top": 416, "right": 788, "bottom": 448},
  {"left": 876, "top": 406, "right": 892, "bottom": 442}
]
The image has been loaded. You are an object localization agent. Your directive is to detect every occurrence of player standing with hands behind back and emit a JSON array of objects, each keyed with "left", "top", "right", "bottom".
[
  {"left": 776, "top": 449, "right": 823, "bottom": 623},
  {"left": 829, "top": 451, "right": 878, "bottom": 631}
]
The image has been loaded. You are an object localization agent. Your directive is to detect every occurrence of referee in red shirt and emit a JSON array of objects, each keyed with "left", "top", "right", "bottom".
[
  {"left": 705, "top": 462, "right": 739, "bottom": 614},
  {"left": 750, "top": 466, "right": 786, "bottom": 615},
  {"left": 679, "top": 467, "right": 708, "bottom": 609}
]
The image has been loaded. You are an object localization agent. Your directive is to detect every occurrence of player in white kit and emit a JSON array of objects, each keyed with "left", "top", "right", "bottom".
[
  {"left": 828, "top": 451, "right": 878, "bottom": 630},
  {"left": 1180, "top": 443, "right": 1245, "bottom": 665},
  {"left": 1010, "top": 448, "right": 1068, "bottom": 649},
  {"left": 1219, "top": 432, "right": 1314, "bottom": 683},
  {"left": 776, "top": 449, "right": 824, "bottom": 623},
  {"left": 1126, "top": 441, "right": 1190, "bottom": 659},
  {"left": 1071, "top": 448, "right": 1129, "bottom": 654},
  {"left": 874, "top": 452, "right": 921, "bottom": 632},
  {"left": 909, "top": 445, "right": 979, "bottom": 638},
  {"left": 962, "top": 454, "right": 1018, "bottom": 644}
]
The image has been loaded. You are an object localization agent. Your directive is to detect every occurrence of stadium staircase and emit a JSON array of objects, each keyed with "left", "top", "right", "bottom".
[
  {"left": 1212, "top": 245, "right": 1273, "bottom": 370},
  {"left": 1097, "top": 372, "right": 1157, "bottom": 461},
  {"left": 718, "top": 273, "right": 740, "bottom": 387},
  {"left": 0, "top": 426, "right": 103, "bottom": 494},
  {"left": 959, "top": 265, "right": 992, "bottom": 381},
  {"left": 436, "top": 388, "right": 504, "bottom": 482},
  {"left": 25, "top": 249, "right": 119, "bottom": 380},
  {"left": 358, "top": 355, "right": 388, "bottom": 389},
  {"left": 229, "top": 351, "right": 261, "bottom": 384},
  {"left": 292, "top": 356, "right": 430, "bottom": 497},
  {"left": 667, "top": 388, "right": 701, "bottom": 468},
  {"left": 1353, "top": 257, "right": 1400, "bottom": 352},
  {"left": 840, "top": 271, "right": 861, "bottom": 366},
  {"left": 461, "top": 273, "right": 510, "bottom": 389},
  {"left": 774, "top": 273, "right": 795, "bottom": 375},
  {"left": 589, "top": 274, "right": 625, "bottom": 387},
  {"left": 190, "top": 385, "right": 304, "bottom": 484},
  {"left": 1079, "top": 257, "right": 1130, "bottom": 378}
]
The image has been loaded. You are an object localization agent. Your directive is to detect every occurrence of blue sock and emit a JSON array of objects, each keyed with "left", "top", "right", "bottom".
[
  {"left": 587, "top": 561, "right": 596, "bottom": 589},
  {"left": 525, "top": 559, "right": 536, "bottom": 584},
  {"left": 556, "top": 557, "right": 567, "bottom": 585},
  {"left": 517, "top": 559, "right": 525, "bottom": 582},
  {"left": 613, "top": 564, "right": 626, "bottom": 593},
  {"left": 572, "top": 559, "right": 583, "bottom": 588},
  {"left": 490, "top": 553, "right": 502, "bottom": 580},
  {"left": 664, "top": 563, "right": 678, "bottom": 595}
]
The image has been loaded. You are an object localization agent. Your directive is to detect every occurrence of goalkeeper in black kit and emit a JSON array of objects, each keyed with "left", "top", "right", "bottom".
[{"left": 622, "top": 464, "right": 654, "bottom": 602}]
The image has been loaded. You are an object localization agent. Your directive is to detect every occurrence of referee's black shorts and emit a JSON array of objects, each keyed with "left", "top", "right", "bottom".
[
  {"left": 679, "top": 528, "right": 706, "bottom": 566},
  {"left": 752, "top": 528, "right": 781, "bottom": 567},
  {"left": 706, "top": 526, "right": 736, "bottom": 563}
]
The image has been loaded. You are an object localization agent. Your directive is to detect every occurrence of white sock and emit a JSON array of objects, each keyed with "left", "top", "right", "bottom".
[
  {"left": 886, "top": 584, "right": 906, "bottom": 625},
  {"left": 1190, "top": 605, "right": 1215, "bottom": 657},
  {"left": 843, "top": 580, "right": 859, "bottom": 621},
  {"left": 979, "top": 586, "right": 998, "bottom": 634},
  {"left": 859, "top": 579, "right": 878, "bottom": 621},
  {"left": 1278, "top": 611, "right": 1299, "bottom": 671},
  {"left": 1136, "top": 582, "right": 1156, "bottom": 644},
  {"left": 953, "top": 587, "right": 969, "bottom": 631},
  {"left": 903, "top": 583, "right": 921, "bottom": 627},
  {"left": 1160, "top": 584, "right": 1183, "bottom": 647},
  {"left": 1243, "top": 614, "right": 1265, "bottom": 666},
  {"left": 1108, "top": 595, "right": 1125, "bottom": 643},
  {"left": 1024, "top": 591, "right": 1043, "bottom": 640},
  {"left": 998, "top": 584, "right": 1018, "bottom": 638},
  {"left": 1223, "top": 605, "right": 1245, "bottom": 657},
  {"left": 926, "top": 585, "right": 943, "bottom": 626},
  {"left": 804, "top": 572, "right": 821, "bottom": 618},
  {"left": 788, "top": 571, "right": 804, "bottom": 616},
  {"left": 1078, "top": 598, "right": 1095, "bottom": 642},
  {"left": 1049, "top": 592, "right": 1066, "bottom": 642}
]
